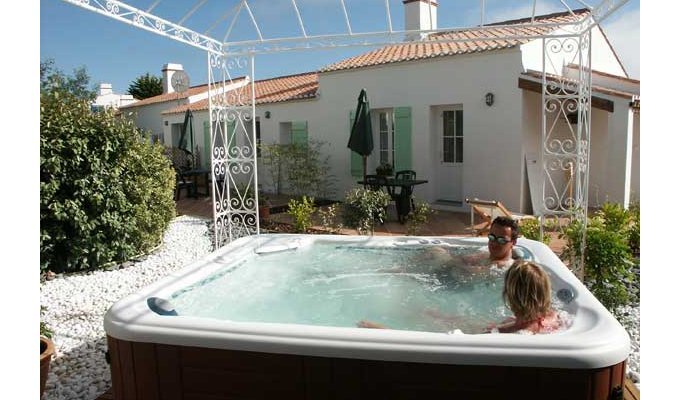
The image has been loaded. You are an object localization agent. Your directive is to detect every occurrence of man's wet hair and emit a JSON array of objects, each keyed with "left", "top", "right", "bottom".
[{"left": 491, "top": 216, "right": 519, "bottom": 239}]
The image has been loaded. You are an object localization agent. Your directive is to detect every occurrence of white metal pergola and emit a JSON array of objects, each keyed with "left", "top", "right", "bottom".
[{"left": 60, "top": 0, "right": 630, "bottom": 278}]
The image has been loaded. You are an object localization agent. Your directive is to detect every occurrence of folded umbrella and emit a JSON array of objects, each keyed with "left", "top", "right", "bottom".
[{"left": 347, "top": 88, "right": 374, "bottom": 181}]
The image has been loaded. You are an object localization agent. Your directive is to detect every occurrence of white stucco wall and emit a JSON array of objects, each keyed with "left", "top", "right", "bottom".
[
  {"left": 602, "top": 96, "right": 635, "bottom": 207},
  {"left": 286, "top": 49, "right": 528, "bottom": 211},
  {"left": 520, "top": 89, "right": 638, "bottom": 211},
  {"left": 93, "top": 92, "right": 137, "bottom": 109},
  {"left": 630, "top": 113, "right": 640, "bottom": 203},
  {"left": 520, "top": 25, "right": 626, "bottom": 77},
  {"left": 123, "top": 100, "right": 187, "bottom": 142},
  {"left": 172, "top": 50, "right": 528, "bottom": 210}
]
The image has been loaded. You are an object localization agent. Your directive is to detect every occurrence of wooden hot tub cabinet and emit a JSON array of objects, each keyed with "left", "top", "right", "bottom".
[{"left": 107, "top": 335, "right": 627, "bottom": 400}]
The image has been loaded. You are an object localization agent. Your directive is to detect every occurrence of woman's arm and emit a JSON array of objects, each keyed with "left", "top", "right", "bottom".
[{"left": 357, "top": 320, "right": 388, "bottom": 329}]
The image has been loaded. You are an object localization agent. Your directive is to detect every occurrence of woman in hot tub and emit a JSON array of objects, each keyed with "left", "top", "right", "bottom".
[
  {"left": 360, "top": 260, "right": 566, "bottom": 334},
  {"left": 484, "top": 260, "right": 565, "bottom": 333}
]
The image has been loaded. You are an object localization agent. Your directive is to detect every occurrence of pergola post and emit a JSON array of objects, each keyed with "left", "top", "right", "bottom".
[
  {"left": 540, "top": 28, "right": 592, "bottom": 280},
  {"left": 208, "top": 54, "right": 260, "bottom": 247}
]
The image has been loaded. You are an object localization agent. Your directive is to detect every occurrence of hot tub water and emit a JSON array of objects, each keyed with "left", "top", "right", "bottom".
[{"left": 169, "top": 241, "right": 569, "bottom": 333}]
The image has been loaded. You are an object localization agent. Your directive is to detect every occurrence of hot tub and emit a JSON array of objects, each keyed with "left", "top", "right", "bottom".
[{"left": 104, "top": 234, "right": 630, "bottom": 400}]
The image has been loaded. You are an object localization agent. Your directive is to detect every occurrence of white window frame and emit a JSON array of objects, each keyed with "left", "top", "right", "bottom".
[
  {"left": 442, "top": 108, "right": 463, "bottom": 164},
  {"left": 375, "top": 109, "right": 395, "bottom": 166}
]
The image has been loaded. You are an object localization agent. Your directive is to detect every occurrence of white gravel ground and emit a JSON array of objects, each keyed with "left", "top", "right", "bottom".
[
  {"left": 40, "top": 216, "right": 640, "bottom": 399},
  {"left": 40, "top": 216, "right": 213, "bottom": 400}
]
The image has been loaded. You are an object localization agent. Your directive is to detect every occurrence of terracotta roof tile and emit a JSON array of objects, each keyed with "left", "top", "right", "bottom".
[
  {"left": 120, "top": 83, "right": 210, "bottom": 108},
  {"left": 119, "top": 77, "right": 251, "bottom": 109},
  {"left": 321, "top": 9, "right": 590, "bottom": 72},
  {"left": 162, "top": 72, "right": 318, "bottom": 115}
]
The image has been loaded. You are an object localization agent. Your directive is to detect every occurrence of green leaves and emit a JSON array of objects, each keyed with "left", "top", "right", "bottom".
[
  {"left": 40, "top": 58, "right": 96, "bottom": 101},
  {"left": 287, "top": 196, "right": 316, "bottom": 233},
  {"left": 341, "top": 188, "right": 391, "bottom": 235},
  {"left": 405, "top": 200, "right": 434, "bottom": 236},
  {"left": 559, "top": 202, "right": 639, "bottom": 314},
  {"left": 260, "top": 140, "right": 335, "bottom": 199},
  {"left": 40, "top": 87, "right": 175, "bottom": 273},
  {"left": 127, "top": 72, "right": 163, "bottom": 100},
  {"left": 518, "top": 218, "right": 551, "bottom": 244}
]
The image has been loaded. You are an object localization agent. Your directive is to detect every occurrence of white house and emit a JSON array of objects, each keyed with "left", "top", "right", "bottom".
[
  {"left": 121, "top": 4, "right": 639, "bottom": 214},
  {"left": 92, "top": 83, "right": 137, "bottom": 110}
]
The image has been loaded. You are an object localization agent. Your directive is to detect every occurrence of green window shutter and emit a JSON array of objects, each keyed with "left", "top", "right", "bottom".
[
  {"left": 291, "top": 121, "right": 308, "bottom": 145},
  {"left": 394, "top": 106, "right": 412, "bottom": 171},
  {"left": 203, "top": 121, "right": 211, "bottom": 169},
  {"left": 349, "top": 110, "right": 362, "bottom": 177}
]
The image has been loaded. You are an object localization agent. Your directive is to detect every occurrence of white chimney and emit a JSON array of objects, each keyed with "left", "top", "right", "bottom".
[
  {"left": 403, "top": 0, "right": 438, "bottom": 41},
  {"left": 162, "top": 63, "right": 184, "bottom": 94},
  {"left": 98, "top": 83, "right": 113, "bottom": 96}
]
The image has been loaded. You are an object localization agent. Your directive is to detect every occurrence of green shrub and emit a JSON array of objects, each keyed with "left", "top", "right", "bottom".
[
  {"left": 560, "top": 215, "right": 636, "bottom": 313},
  {"left": 627, "top": 201, "right": 640, "bottom": 255},
  {"left": 40, "top": 321, "right": 52, "bottom": 339},
  {"left": 318, "top": 203, "right": 343, "bottom": 234},
  {"left": 406, "top": 200, "right": 434, "bottom": 236},
  {"left": 288, "top": 196, "right": 316, "bottom": 233},
  {"left": 341, "top": 188, "right": 391, "bottom": 235},
  {"left": 594, "top": 201, "right": 640, "bottom": 255},
  {"left": 40, "top": 306, "right": 52, "bottom": 339},
  {"left": 581, "top": 226, "right": 636, "bottom": 312},
  {"left": 260, "top": 141, "right": 336, "bottom": 199},
  {"left": 598, "top": 202, "right": 631, "bottom": 233},
  {"left": 41, "top": 90, "right": 176, "bottom": 273},
  {"left": 518, "top": 218, "right": 551, "bottom": 244}
]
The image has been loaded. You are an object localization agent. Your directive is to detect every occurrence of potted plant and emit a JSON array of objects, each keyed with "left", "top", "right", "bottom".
[
  {"left": 258, "top": 194, "right": 272, "bottom": 222},
  {"left": 40, "top": 319, "right": 55, "bottom": 399},
  {"left": 376, "top": 162, "right": 393, "bottom": 176}
]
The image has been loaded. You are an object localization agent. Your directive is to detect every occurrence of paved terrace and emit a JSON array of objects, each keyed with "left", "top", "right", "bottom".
[{"left": 175, "top": 193, "right": 567, "bottom": 255}]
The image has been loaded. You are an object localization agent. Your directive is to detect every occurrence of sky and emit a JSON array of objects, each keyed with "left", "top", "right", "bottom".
[{"left": 39, "top": 0, "right": 640, "bottom": 95}]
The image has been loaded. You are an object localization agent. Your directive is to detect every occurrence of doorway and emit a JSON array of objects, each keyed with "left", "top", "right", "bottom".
[{"left": 433, "top": 107, "right": 463, "bottom": 205}]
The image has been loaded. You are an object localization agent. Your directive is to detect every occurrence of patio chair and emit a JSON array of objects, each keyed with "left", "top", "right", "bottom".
[
  {"left": 395, "top": 169, "right": 416, "bottom": 180},
  {"left": 174, "top": 169, "right": 196, "bottom": 200},
  {"left": 465, "top": 198, "right": 535, "bottom": 236},
  {"left": 394, "top": 170, "right": 417, "bottom": 212}
]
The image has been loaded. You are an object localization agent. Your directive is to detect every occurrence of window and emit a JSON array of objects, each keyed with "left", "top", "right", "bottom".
[
  {"left": 171, "top": 123, "right": 184, "bottom": 148},
  {"left": 279, "top": 121, "right": 308, "bottom": 145},
  {"left": 443, "top": 110, "right": 463, "bottom": 163},
  {"left": 378, "top": 110, "right": 394, "bottom": 166},
  {"left": 244, "top": 118, "right": 261, "bottom": 156},
  {"left": 279, "top": 122, "right": 292, "bottom": 144}
]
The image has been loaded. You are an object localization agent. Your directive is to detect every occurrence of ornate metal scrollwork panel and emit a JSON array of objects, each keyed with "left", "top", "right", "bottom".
[
  {"left": 541, "top": 31, "right": 592, "bottom": 279},
  {"left": 208, "top": 54, "right": 259, "bottom": 248}
]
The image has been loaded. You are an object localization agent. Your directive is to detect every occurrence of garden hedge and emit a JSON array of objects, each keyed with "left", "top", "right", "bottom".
[{"left": 40, "top": 90, "right": 176, "bottom": 273}]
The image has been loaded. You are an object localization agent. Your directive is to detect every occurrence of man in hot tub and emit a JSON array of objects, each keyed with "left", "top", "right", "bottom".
[{"left": 420, "top": 216, "right": 520, "bottom": 276}]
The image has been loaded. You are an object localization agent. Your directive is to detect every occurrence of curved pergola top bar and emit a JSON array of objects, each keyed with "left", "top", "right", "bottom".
[
  {"left": 59, "top": 0, "right": 631, "bottom": 279},
  {"left": 61, "top": 1, "right": 627, "bottom": 55}
]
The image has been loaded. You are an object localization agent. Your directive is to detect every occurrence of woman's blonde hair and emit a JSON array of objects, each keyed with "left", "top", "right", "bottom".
[{"left": 503, "top": 261, "right": 552, "bottom": 321}]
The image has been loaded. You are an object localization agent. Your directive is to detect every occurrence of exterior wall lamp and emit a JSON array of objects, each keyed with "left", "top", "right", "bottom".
[
  {"left": 485, "top": 92, "right": 494, "bottom": 107},
  {"left": 265, "top": 111, "right": 271, "bottom": 119}
]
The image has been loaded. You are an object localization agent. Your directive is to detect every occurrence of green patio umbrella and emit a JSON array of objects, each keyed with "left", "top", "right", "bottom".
[
  {"left": 347, "top": 88, "right": 374, "bottom": 181},
  {"left": 179, "top": 109, "right": 194, "bottom": 155}
]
